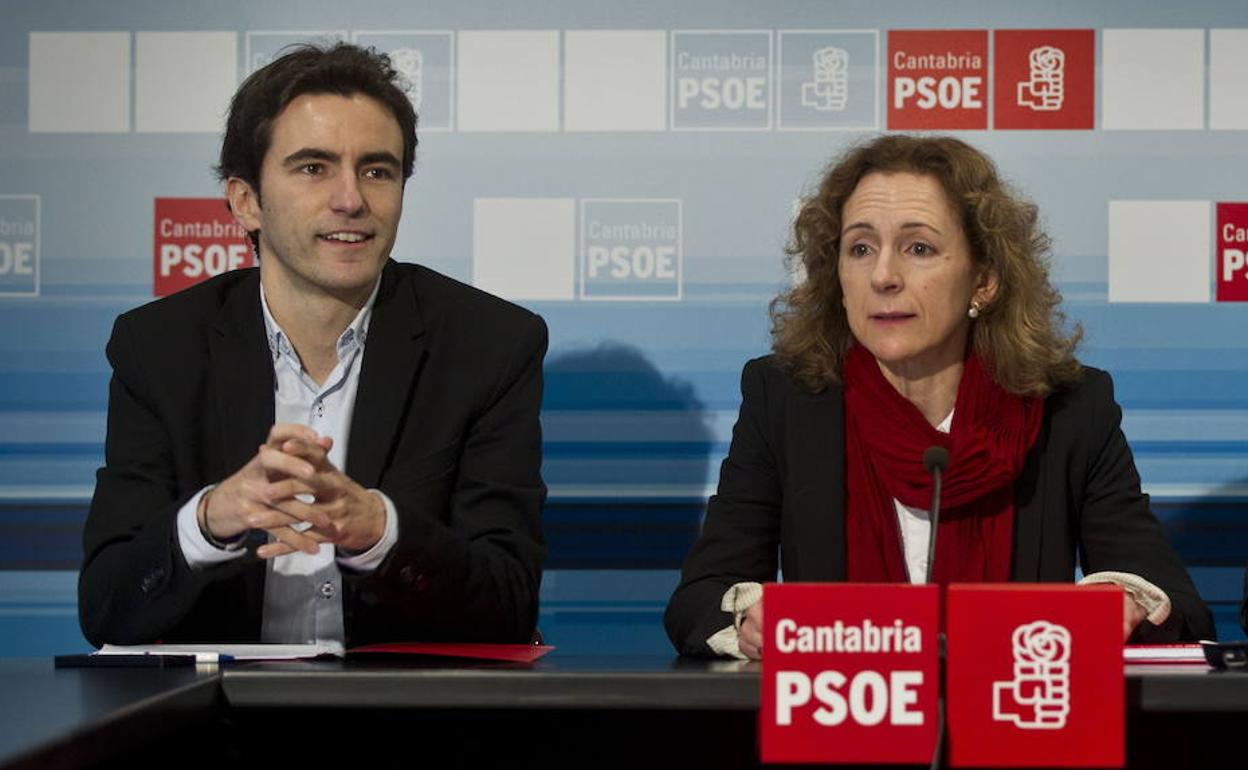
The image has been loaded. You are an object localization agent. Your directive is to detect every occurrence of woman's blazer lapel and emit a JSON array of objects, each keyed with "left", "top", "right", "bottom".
[{"left": 782, "top": 382, "right": 847, "bottom": 582}]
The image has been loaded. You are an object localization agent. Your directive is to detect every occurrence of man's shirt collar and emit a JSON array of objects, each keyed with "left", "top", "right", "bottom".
[{"left": 259, "top": 279, "right": 380, "bottom": 369}]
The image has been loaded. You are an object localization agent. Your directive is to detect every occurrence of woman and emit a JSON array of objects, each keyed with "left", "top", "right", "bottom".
[{"left": 665, "top": 135, "right": 1213, "bottom": 659}]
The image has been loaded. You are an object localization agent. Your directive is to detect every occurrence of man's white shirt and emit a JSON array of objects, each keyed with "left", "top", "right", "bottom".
[{"left": 174, "top": 281, "right": 399, "bottom": 645}]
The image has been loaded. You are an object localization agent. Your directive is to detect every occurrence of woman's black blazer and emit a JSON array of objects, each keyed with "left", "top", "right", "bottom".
[{"left": 665, "top": 357, "right": 1214, "bottom": 656}]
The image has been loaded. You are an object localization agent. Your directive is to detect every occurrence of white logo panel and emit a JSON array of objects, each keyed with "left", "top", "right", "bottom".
[
  {"left": 244, "top": 31, "right": 349, "bottom": 76},
  {"left": 671, "top": 31, "right": 772, "bottom": 131},
  {"left": 473, "top": 198, "right": 575, "bottom": 301},
  {"left": 581, "top": 199, "right": 682, "bottom": 301},
  {"left": 778, "top": 30, "right": 879, "bottom": 131},
  {"left": 0, "top": 196, "right": 40, "bottom": 297},
  {"left": 353, "top": 31, "right": 455, "bottom": 131}
]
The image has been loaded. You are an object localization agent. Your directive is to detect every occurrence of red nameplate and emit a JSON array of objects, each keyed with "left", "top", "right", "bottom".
[
  {"left": 993, "top": 29, "right": 1095, "bottom": 130},
  {"left": 1217, "top": 202, "right": 1248, "bottom": 302},
  {"left": 348, "top": 642, "right": 553, "bottom": 663},
  {"left": 946, "top": 584, "right": 1123, "bottom": 768},
  {"left": 153, "top": 198, "right": 254, "bottom": 297},
  {"left": 760, "top": 583, "right": 940, "bottom": 765},
  {"left": 888, "top": 30, "right": 989, "bottom": 130}
]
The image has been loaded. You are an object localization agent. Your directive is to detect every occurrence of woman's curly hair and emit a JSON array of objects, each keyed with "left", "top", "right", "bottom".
[{"left": 772, "top": 135, "right": 1082, "bottom": 397}]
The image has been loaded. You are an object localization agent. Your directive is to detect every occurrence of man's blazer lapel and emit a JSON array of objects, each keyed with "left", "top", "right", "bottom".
[
  {"left": 786, "top": 384, "right": 847, "bottom": 582},
  {"left": 206, "top": 270, "right": 273, "bottom": 637},
  {"left": 347, "top": 262, "right": 428, "bottom": 488},
  {"left": 208, "top": 270, "right": 275, "bottom": 477}
]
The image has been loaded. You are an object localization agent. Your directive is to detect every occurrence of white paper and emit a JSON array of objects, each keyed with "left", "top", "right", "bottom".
[{"left": 96, "top": 642, "right": 344, "bottom": 661}]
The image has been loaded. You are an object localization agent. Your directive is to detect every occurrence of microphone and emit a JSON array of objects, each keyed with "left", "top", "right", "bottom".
[{"left": 922, "top": 446, "right": 950, "bottom": 585}]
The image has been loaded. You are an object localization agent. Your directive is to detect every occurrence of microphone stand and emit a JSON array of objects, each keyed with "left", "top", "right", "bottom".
[
  {"left": 922, "top": 446, "right": 949, "bottom": 770},
  {"left": 923, "top": 446, "right": 947, "bottom": 586}
]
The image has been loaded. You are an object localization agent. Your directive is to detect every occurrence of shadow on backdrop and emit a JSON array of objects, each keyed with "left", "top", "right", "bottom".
[
  {"left": 541, "top": 342, "right": 715, "bottom": 569},
  {"left": 1166, "top": 476, "right": 1248, "bottom": 641}
]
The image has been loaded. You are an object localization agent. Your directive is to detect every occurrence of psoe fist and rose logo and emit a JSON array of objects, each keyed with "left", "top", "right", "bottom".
[
  {"left": 947, "top": 584, "right": 1122, "bottom": 768},
  {"left": 992, "top": 620, "right": 1072, "bottom": 730}
]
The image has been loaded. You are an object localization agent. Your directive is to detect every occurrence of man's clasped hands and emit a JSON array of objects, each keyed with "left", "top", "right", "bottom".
[{"left": 197, "top": 424, "right": 386, "bottom": 558}]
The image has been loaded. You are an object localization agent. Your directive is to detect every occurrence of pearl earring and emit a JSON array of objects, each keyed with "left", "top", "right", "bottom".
[{"left": 968, "top": 301, "right": 981, "bottom": 319}]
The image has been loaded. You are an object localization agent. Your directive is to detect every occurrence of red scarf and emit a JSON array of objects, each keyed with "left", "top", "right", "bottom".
[{"left": 842, "top": 345, "right": 1043, "bottom": 584}]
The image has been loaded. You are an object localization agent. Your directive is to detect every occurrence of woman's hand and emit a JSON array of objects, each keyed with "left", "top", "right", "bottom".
[
  {"left": 739, "top": 601, "right": 765, "bottom": 659},
  {"left": 1123, "top": 592, "right": 1148, "bottom": 641}
]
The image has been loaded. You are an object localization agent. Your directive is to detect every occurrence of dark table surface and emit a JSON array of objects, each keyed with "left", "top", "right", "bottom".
[
  {"left": 222, "top": 652, "right": 760, "bottom": 709},
  {"left": 218, "top": 653, "right": 1248, "bottom": 711},
  {"left": 0, "top": 659, "right": 219, "bottom": 769},
  {"left": 3, "top": 654, "right": 1248, "bottom": 769}
]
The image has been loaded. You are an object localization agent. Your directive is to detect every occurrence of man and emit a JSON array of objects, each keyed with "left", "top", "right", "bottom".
[{"left": 78, "top": 44, "right": 547, "bottom": 648}]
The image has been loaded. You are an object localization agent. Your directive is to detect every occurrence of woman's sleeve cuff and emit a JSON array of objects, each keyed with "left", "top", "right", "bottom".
[
  {"left": 1080, "top": 570, "right": 1172, "bottom": 626},
  {"left": 705, "top": 581, "right": 764, "bottom": 659}
]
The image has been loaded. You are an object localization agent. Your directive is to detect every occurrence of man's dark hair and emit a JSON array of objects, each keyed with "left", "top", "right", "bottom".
[{"left": 216, "top": 42, "right": 418, "bottom": 194}]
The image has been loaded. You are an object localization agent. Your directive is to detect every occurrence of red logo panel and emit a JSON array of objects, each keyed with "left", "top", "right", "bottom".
[
  {"left": 761, "top": 583, "right": 939, "bottom": 765},
  {"left": 1217, "top": 203, "right": 1248, "bottom": 302},
  {"left": 153, "top": 198, "right": 254, "bottom": 297},
  {"left": 888, "top": 30, "right": 988, "bottom": 130},
  {"left": 994, "top": 30, "right": 1095, "bottom": 130},
  {"left": 946, "top": 585, "right": 1123, "bottom": 768}
]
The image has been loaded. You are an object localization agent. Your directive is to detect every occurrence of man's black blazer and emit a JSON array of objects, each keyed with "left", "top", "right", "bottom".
[
  {"left": 665, "top": 356, "right": 1214, "bottom": 656},
  {"left": 79, "top": 260, "right": 547, "bottom": 647}
]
